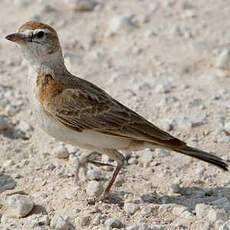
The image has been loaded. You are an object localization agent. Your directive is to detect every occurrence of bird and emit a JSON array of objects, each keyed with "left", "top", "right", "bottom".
[{"left": 5, "top": 21, "right": 228, "bottom": 195}]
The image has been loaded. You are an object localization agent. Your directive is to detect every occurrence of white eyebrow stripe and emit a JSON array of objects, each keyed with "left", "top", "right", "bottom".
[{"left": 34, "top": 28, "right": 52, "bottom": 34}]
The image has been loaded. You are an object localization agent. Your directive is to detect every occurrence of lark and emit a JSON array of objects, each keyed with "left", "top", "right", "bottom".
[{"left": 5, "top": 21, "right": 228, "bottom": 194}]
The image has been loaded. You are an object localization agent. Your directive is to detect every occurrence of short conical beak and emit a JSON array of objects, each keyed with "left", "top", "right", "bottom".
[{"left": 5, "top": 32, "right": 29, "bottom": 44}]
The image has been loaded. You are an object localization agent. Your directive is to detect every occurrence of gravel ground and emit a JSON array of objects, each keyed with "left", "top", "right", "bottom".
[{"left": 1, "top": 0, "right": 230, "bottom": 229}]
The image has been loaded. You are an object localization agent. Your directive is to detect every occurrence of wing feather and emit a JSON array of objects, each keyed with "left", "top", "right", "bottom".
[{"left": 44, "top": 82, "right": 184, "bottom": 147}]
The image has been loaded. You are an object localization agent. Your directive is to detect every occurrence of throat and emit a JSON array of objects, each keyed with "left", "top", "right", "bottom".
[{"left": 24, "top": 48, "right": 67, "bottom": 76}]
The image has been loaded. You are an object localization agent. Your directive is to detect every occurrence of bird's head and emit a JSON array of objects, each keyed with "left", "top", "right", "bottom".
[{"left": 5, "top": 21, "right": 64, "bottom": 67}]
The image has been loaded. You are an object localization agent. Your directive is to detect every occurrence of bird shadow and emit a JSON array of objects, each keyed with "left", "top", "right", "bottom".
[
  {"left": 141, "top": 186, "right": 230, "bottom": 211},
  {"left": 91, "top": 186, "right": 230, "bottom": 211}
]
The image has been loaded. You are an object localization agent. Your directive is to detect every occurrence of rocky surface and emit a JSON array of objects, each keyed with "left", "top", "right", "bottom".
[{"left": 1, "top": 0, "right": 230, "bottom": 229}]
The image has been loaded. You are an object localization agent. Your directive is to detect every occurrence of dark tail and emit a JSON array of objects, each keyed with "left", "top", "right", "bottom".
[{"left": 172, "top": 145, "right": 228, "bottom": 171}]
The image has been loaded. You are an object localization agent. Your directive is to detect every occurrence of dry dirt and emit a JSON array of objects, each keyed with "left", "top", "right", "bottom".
[{"left": 1, "top": 0, "right": 230, "bottom": 229}]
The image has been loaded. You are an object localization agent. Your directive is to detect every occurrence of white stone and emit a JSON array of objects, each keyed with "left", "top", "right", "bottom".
[
  {"left": 155, "top": 83, "right": 173, "bottom": 94},
  {"left": 64, "top": 0, "right": 96, "bottom": 11},
  {"left": 81, "top": 215, "right": 91, "bottom": 226},
  {"left": 224, "top": 122, "right": 230, "bottom": 134},
  {"left": 207, "top": 208, "right": 226, "bottom": 223},
  {"left": 220, "top": 220, "right": 230, "bottom": 230},
  {"left": 87, "top": 168, "right": 103, "bottom": 180},
  {"left": 141, "top": 205, "right": 153, "bottom": 216},
  {"left": 50, "top": 214, "right": 71, "bottom": 230},
  {"left": 138, "top": 151, "right": 153, "bottom": 167},
  {"left": 106, "top": 15, "right": 135, "bottom": 36},
  {"left": 172, "top": 205, "right": 188, "bottom": 216},
  {"left": 126, "top": 223, "right": 151, "bottom": 230},
  {"left": 18, "top": 121, "right": 33, "bottom": 132},
  {"left": 128, "top": 157, "right": 138, "bottom": 165},
  {"left": 35, "top": 214, "right": 50, "bottom": 226},
  {"left": 5, "top": 105, "right": 18, "bottom": 116},
  {"left": 13, "top": 0, "right": 30, "bottom": 6},
  {"left": 104, "top": 218, "right": 123, "bottom": 228},
  {"left": 176, "top": 117, "right": 192, "bottom": 131},
  {"left": 216, "top": 49, "right": 230, "bottom": 70},
  {"left": 65, "top": 144, "right": 79, "bottom": 154},
  {"left": 7, "top": 194, "right": 34, "bottom": 218},
  {"left": 155, "top": 149, "right": 170, "bottom": 157},
  {"left": 195, "top": 203, "right": 225, "bottom": 221},
  {"left": 52, "top": 146, "right": 70, "bottom": 159},
  {"left": 124, "top": 202, "right": 139, "bottom": 215},
  {"left": 159, "top": 118, "right": 175, "bottom": 131},
  {"left": 3, "top": 160, "right": 14, "bottom": 168},
  {"left": 86, "top": 180, "right": 103, "bottom": 197}
]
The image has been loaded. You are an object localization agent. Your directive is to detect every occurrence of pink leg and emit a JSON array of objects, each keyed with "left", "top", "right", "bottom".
[{"left": 104, "top": 164, "right": 122, "bottom": 193}]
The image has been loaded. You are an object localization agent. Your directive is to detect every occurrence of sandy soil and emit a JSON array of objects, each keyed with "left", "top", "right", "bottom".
[{"left": 1, "top": 0, "right": 230, "bottom": 229}]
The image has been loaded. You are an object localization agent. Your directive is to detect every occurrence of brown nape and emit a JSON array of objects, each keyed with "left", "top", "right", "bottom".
[{"left": 18, "top": 21, "right": 57, "bottom": 34}]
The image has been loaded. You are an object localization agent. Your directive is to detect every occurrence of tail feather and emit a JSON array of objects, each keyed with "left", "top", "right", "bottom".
[{"left": 172, "top": 145, "right": 228, "bottom": 171}]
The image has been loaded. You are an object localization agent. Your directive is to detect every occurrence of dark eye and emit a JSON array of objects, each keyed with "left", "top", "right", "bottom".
[{"left": 36, "top": 31, "right": 44, "bottom": 39}]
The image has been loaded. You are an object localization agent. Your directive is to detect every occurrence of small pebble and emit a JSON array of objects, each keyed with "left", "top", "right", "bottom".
[
  {"left": 87, "top": 168, "right": 103, "bottom": 180},
  {"left": 207, "top": 208, "right": 226, "bottom": 223},
  {"left": 86, "top": 180, "right": 103, "bottom": 197},
  {"left": 65, "top": 144, "right": 79, "bottom": 154},
  {"left": 128, "top": 156, "right": 138, "bottom": 165},
  {"left": 141, "top": 205, "right": 154, "bottom": 216},
  {"left": 64, "top": 0, "right": 96, "bottom": 11},
  {"left": 81, "top": 215, "right": 91, "bottom": 227},
  {"left": 0, "top": 114, "right": 10, "bottom": 130},
  {"left": 124, "top": 202, "right": 139, "bottom": 215},
  {"left": 18, "top": 121, "right": 33, "bottom": 133},
  {"left": 104, "top": 218, "right": 123, "bottom": 229},
  {"left": 52, "top": 146, "right": 70, "bottom": 159},
  {"left": 7, "top": 194, "right": 34, "bottom": 218},
  {"left": 195, "top": 204, "right": 215, "bottom": 218},
  {"left": 106, "top": 15, "right": 136, "bottom": 36},
  {"left": 155, "top": 83, "right": 173, "bottom": 94},
  {"left": 216, "top": 49, "right": 230, "bottom": 70},
  {"left": 138, "top": 151, "right": 153, "bottom": 167},
  {"left": 159, "top": 118, "right": 175, "bottom": 131},
  {"left": 172, "top": 205, "right": 190, "bottom": 217},
  {"left": 224, "top": 122, "right": 230, "bottom": 134},
  {"left": 3, "top": 160, "right": 14, "bottom": 168},
  {"left": 35, "top": 214, "right": 50, "bottom": 226},
  {"left": 50, "top": 214, "right": 71, "bottom": 230},
  {"left": 13, "top": 0, "right": 30, "bottom": 6},
  {"left": 175, "top": 117, "right": 192, "bottom": 131},
  {"left": 126, "top": 223, "right": 151, "bottom": 230},
  {"left": 5, "top": 104, "right": 18, "bottom": 116},
  {"left": 220, "top": 220, "right": 230, "bottom": 230}
]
